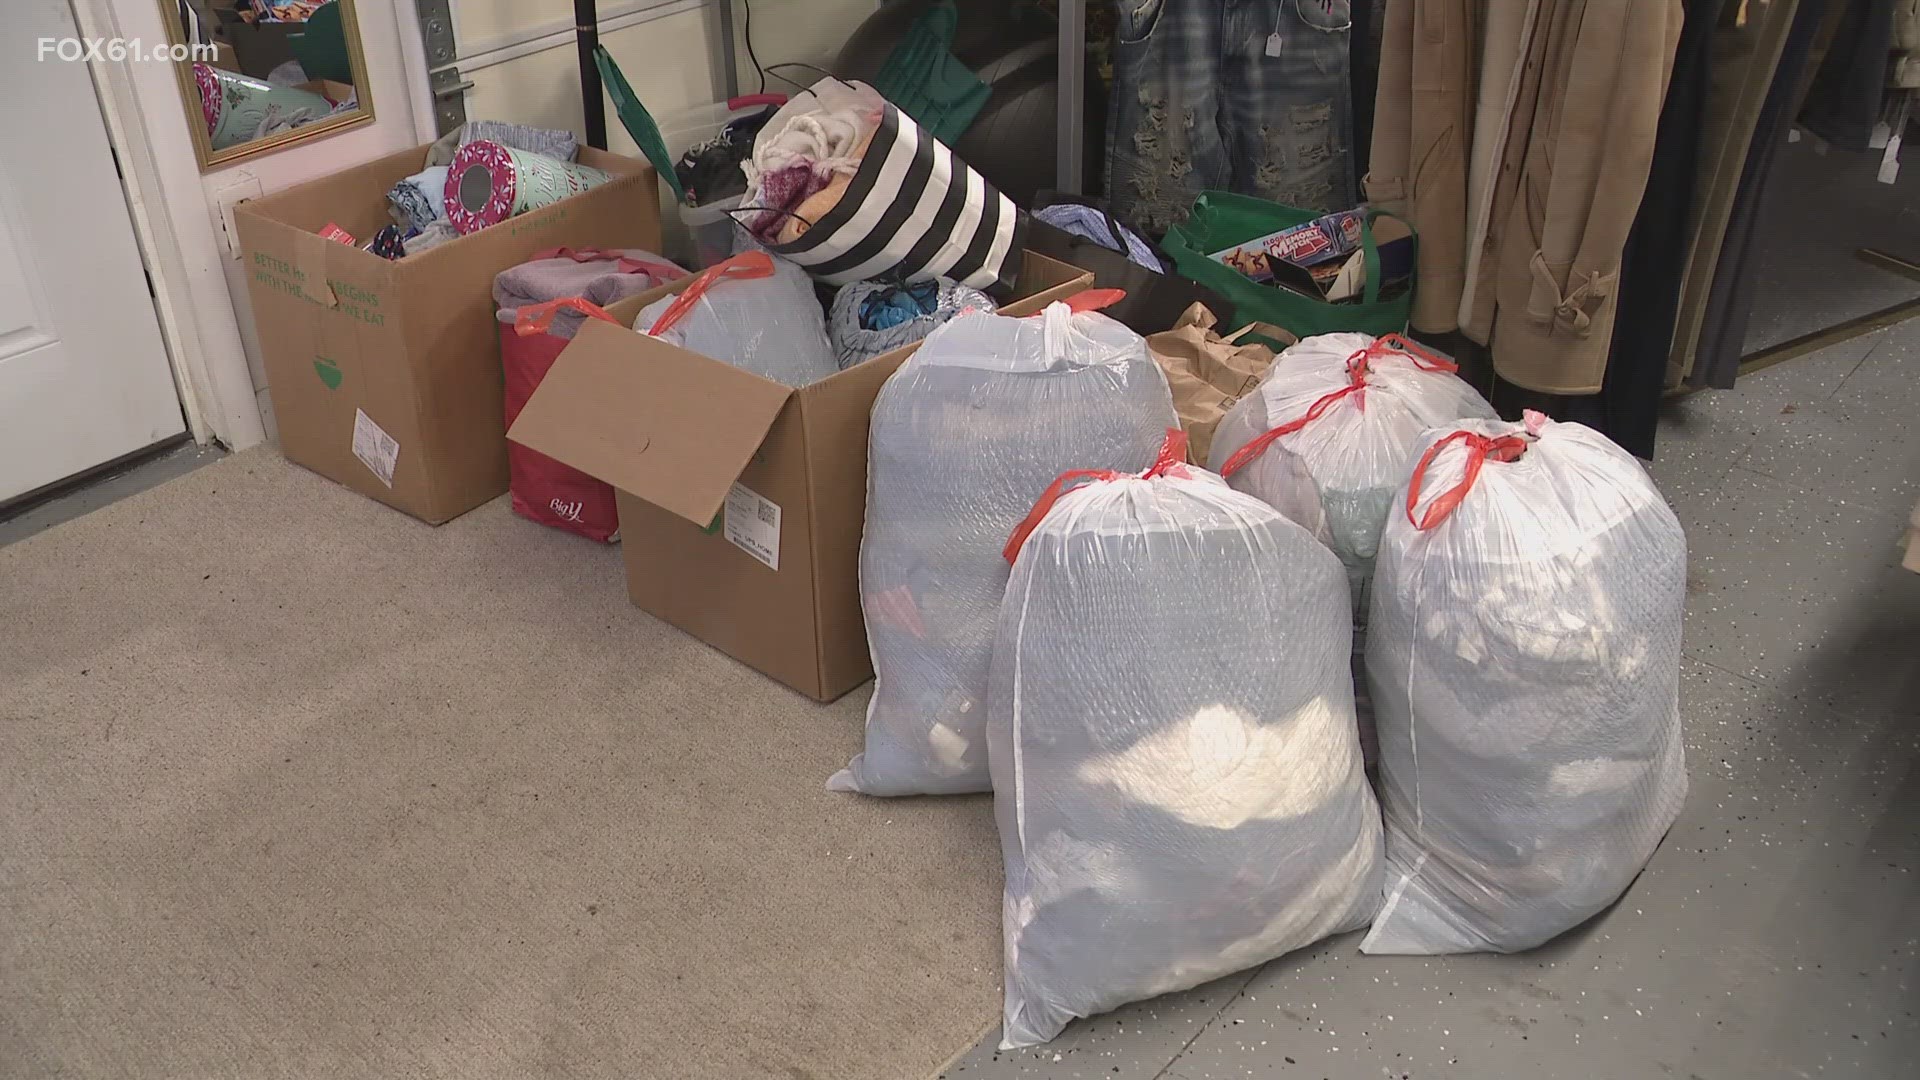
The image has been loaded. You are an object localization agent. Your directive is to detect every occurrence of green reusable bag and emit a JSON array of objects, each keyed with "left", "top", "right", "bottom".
[
  {"left": 1163, "top": 192, "right": 1415, "bottom": 339},
  {"left": 595, "top": 45, "right": 686, "bottom": 204}
]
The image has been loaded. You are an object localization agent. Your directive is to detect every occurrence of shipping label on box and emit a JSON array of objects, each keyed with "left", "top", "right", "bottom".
[{"left": 724, "top": 483, "right": 781, "bottom": 570}]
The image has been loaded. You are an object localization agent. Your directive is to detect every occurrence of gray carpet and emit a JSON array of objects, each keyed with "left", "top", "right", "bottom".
[{"left": 0, "top": 450, "right": 1001, "bottom": 1080}]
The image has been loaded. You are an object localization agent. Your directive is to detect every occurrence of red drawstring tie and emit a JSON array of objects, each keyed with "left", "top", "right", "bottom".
[
  {"left": 645, "top": 250, "right": 775, "bottom": 336},
  {"left": 513, "top": 296, "right": 622, "bottom": 336},
  {"left": 1002, "top": 428, "right": 1189, "bottom": 564},
  {"left": 1218, "top": 333, "right": 1458, "bottom": 479},
  {"left": 1404, "top": 430, "right": 1529, "bottom": 530},
  {"left": 532, "top": 246, "right": 687, "bottom": 282}
]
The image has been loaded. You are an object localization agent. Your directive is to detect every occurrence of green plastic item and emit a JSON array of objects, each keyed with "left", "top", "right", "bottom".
[
  {"left": 1163, "top": 192, "right": 1417, "bottom": 340},
  {"left": 594, "top": 45, "right": 687, "bottom": 204},
  {"left": 873, "top": 1, "right": 989, "bottom": 146},
  {"left": 289, "top": 1, "right": 353, "bottom": 83}
]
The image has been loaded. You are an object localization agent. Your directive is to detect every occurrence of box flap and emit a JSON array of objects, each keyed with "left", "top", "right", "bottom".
[{"left": 507, "top": 319, "right": 794, "bottom": 525}]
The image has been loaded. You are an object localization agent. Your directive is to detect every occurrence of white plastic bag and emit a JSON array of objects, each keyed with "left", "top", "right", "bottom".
[
  {"left": 831, "top": 302, "right": 1177, "bottom": 796},
  {"left": 634, "top": 249, "right": 838, "bottom": 387},
  {"left": 1362, "top": 416, "right": 1688, "bottom": 955},
  {"left": 1209, "top": 332, "right": 1497, "bottom": 757},
  {"left": 992, "top": 440, "right": 1382, "bottom": 1047}
]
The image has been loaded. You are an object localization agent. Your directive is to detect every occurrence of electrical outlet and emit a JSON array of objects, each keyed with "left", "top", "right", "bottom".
[{"left": 209, "top": 171, "right": 264, "bottom": 259}]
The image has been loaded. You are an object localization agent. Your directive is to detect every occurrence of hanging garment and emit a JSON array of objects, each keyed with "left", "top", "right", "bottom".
[
  {"left": 831, "top": 304, "right": 1177, "bottom": 797},
  {"left": 1572, "top": 0, "right": 1720, "bottom": 457},
  {"left": 1799, "top": 0, "right": 1896, "bottom": 150},
  {"left": 1430, "top": 0, "right": 1685, "bottom": 395},
  {"left": 1362, "top": 415, "right": 1688, "bottom": 955},
  {"left": 1364, "top": 0, "right": 1477, "bottom": 334},
  {"left": 1106, "top": 0, "right": 1358, "bottom": 236},
  {"left": 992, "top": 438, "right": 1381, "bottom": 1048},
  {"left": 1690, "top": 0, "right": 1833, "bottom": 391}
]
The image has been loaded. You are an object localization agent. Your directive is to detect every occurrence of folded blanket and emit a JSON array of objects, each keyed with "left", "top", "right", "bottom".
[{"left": 494, "top": 248, "right": 687, "bottom": 341}]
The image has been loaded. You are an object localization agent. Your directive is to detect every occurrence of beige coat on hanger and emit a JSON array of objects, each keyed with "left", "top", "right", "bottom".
[
  {"left": 1365, "top": 0, "right": 1478, "bottom": 335},
  {"left": 1372, "top": 0, "right": 1685, "bottom": 395}
]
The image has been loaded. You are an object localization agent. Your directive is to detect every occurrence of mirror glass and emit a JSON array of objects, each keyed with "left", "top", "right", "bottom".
[{"left": 161, "top": 1, "right": 374, "bottom": 169}]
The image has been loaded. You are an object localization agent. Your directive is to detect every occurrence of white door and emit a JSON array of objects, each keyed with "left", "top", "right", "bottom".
[{"left": 0, "top": 0, "right": 186, "bottom": 504}]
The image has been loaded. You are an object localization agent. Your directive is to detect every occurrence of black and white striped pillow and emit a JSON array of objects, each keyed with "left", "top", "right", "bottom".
[{"left": 765, "top": 104, "right": 1025, "bottom": 293}]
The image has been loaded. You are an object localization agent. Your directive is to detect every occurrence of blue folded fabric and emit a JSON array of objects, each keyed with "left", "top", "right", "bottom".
[
  {"left": 387, "top": 165, "right": 449, "bottom": 233},
  {"left": 829, "top": 278, "right": 995, "bottom": 369},
  {"left": 1034, "top": 203, "right": 1166, "bottom": 273}
]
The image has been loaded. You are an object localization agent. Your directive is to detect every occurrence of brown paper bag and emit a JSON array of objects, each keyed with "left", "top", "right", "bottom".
[{"left": 1146, "top": 303, "right": 1296, "bottom": 464}]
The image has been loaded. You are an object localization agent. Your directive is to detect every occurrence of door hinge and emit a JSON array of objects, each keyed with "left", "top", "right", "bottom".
[{"left": 429, "top": 67, "right": 472, "bottom": 137}]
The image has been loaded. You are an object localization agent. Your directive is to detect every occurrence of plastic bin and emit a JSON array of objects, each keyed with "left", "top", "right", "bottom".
[{"left": 655, "top": 94, "right": 785, "bottom": 267}]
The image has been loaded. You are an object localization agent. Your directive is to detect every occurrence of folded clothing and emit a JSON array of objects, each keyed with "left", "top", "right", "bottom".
[
  {"left": 425, "top": 120, "right": 579, "bottom": 167},
  {"left": 386, "top": 165, "right": 448, "bottom": 233},
  {"left": 827, "top": 278, "right": 995, "bottom": 369},
  {"left": 1034, "top": 203, "right": 1166, "bottom": 273},
  {"left": 402, "top": 220, "right": 459, "bottom": 257},
  {"left": 494, "top": 247, "right": 687, "bottom": 341},
  {"left": 634, "top": 250, "right": 839, "bottom": 388}
]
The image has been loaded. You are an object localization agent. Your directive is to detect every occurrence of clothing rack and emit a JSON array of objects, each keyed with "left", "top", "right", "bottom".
[{"left": 571, "top": 1, "right": 1085, "bottom": 192}]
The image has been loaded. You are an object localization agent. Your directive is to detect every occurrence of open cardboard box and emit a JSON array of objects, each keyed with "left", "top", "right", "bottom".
[
  {"left": 509, "top": 250, "right": 1092, "bottom": 701},
  {"left": 235, "top": 143, "right": 660, "bottom": 524}
]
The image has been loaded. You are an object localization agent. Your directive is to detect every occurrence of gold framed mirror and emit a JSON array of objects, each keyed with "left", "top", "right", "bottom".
[{"left": 159, "top": 1, "right": 375, "bottom": 170}]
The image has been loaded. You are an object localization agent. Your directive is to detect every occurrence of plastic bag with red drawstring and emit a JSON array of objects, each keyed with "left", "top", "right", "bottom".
[
  {"left": 829, "top": 299, "right": 1178, "bottom": 797},
  {"left": 634, "top": 248, "right": 839, "bottom": 387},
  {"left": 1208, "top": 332, "right": 1497, "bottom": 759},
  {"left": 991, "top": 431, "right": 1383, "bottom": 1048},
  {"left": 1361, "top": 415, "right": 1688, "bottom": 956}
]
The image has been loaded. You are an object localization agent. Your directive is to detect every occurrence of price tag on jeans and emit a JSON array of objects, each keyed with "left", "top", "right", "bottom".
[{"left": 1265, "top": 32, "right": 1284, "bottom": 57}]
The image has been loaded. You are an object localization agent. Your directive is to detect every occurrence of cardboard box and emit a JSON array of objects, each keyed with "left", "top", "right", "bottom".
[
  {"left": 509, "top": 251, "right": 1092, "bottom": 701},
  {"left": 235, "top": 144, "right": 661, "bottom": 524}
]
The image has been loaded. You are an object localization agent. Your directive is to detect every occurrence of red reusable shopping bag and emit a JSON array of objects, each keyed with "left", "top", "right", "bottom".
[
  {"left": 502, "top": 296, "right": 626, "bottom": 541},
  {"left": 499, "top": 247, "right": 684, "bottom": 541}
]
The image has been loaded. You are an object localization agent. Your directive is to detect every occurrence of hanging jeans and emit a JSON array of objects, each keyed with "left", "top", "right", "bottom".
[{"left": 1106, "top": 0, "right": 1358, "bottom": 236}]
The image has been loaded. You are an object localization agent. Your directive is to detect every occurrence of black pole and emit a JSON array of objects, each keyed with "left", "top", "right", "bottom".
[{"left": 576, "top": 0, "right": 607, "bottom": 150}]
